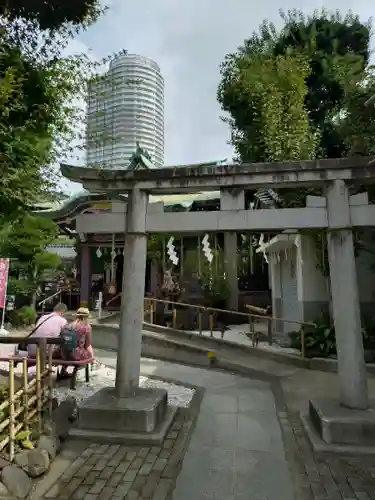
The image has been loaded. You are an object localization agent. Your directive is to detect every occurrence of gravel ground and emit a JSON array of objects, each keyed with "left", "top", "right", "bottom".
[{"left": 53, "top": 361, "right": 196, "bottom": 408}]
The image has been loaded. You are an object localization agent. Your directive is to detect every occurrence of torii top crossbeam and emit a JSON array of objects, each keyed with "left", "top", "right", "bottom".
[{"left": 61, "top": 156, "right": 375, "bottom": 195}]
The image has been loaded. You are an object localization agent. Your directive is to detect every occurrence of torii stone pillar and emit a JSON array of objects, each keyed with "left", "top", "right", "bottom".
[
  {"left": 74, "top": 186, "right": 172, "bottom": 443},
  {"left": 115, "top": 187, "right": 148, "bottom": 397},
  {"left": 221, "top": 189, "right": 244, "bottom": 310},
  {"left": 305, "top": 180, "right": 370, "bottom": 450},
  {"left": 326, "top": 180, "right": 368, "bottom": 410}
]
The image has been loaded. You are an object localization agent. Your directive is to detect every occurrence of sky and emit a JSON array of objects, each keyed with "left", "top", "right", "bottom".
[{"left": 61, "top": 0, "right": 375, "bottom": 193}]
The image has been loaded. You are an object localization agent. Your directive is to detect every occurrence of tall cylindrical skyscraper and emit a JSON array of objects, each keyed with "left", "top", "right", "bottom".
[{"left": 86, "top": 54, "right": 164, "bottom": 169}]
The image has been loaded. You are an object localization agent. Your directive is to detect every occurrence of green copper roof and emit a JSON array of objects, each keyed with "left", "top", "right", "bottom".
[
  {"left": 35, "top": 190, "right": 221, "bottom": 221},
  {"left": 35, "top": 155, "right": 227, "bottom": 220}
]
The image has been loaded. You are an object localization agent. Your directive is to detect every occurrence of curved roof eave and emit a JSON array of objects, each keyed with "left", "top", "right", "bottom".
[{"left": 34, "top": 192, "right": 124, "bottom": 221}]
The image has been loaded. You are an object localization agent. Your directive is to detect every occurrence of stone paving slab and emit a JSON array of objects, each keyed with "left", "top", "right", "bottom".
[
  {"left": 34, "top": 353, "right": 375, "bottom": 500},
  {"left": 33, "top": 389, "right": 203, "bottom": 500},
  {"left": 278, "top": 409, "right": 375, "bottom": 500},
  {"left": 171, "top": 376, "right": 294, "bottom": 500}
]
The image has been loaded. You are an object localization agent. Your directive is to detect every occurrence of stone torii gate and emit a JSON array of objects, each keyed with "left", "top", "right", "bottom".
[{"left": 62, "top": 156, "right": 375, "bottom": 450}]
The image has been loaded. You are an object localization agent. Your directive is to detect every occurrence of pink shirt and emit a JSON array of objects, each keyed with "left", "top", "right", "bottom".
[{"left": 28, "top": 313, "right": 67, "bottom": 357}]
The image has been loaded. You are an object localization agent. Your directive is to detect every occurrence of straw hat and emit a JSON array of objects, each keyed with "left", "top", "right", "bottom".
[{"left": 76, "top": 307, "right": 91, "bottom": 317}]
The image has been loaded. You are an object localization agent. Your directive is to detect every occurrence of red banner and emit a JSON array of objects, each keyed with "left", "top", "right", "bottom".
[{"left": 0, "top": 259, "right": 9, "bottom": 309}]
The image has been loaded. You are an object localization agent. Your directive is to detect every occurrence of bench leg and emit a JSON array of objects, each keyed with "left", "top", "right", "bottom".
[
  {"left": 85, "top": 364, "right": 90, "bottom": 383},
  {"left": 71, "top": 367, "right": 78, "bottom": 390}
]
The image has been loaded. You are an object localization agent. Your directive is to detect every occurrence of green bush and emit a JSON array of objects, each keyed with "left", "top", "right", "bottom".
[
  {"left": 289, "top": 312, "right": 375, "bottom": 359},
  {"left": 289, "top": 312, "right": 336, "bottom": 358},
  {"left": 11, "top": 306, "right": 37, "bottom": 327}
]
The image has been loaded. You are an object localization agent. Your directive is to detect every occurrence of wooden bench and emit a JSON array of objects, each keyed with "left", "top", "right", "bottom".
[{"left": 0, "top": 356, "right": 94, "bottom": 390}]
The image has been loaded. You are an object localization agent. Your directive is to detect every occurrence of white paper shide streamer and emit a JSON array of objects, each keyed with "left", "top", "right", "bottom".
[
  {"left": 258, "top": 233, "right": 269, "bottom": 264},
  {"left": 201, "top": 234, "right": 213, "bottom": 263},
  {"left": 167, "top": 237, "right": 179, "bottom": 266}
]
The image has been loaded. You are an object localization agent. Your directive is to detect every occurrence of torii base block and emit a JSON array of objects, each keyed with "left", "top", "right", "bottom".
[
  {"left": 69, "top": 387, "right": 177, "bottom": 445},
  {"left": 302, "top": 398, "right": 375, "bottom": 455}
]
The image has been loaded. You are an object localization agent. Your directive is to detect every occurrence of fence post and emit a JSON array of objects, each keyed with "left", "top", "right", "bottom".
[
  {"left": 36, "top": 342, "right": 42, "bottom": 433},
  {"left": 172, "top": 306, "right": 177, "bottom": 329},
  {"left": 249, "top": 315, "right": 255, "bottom": 346},
  {"left": 48, "top": 344, "right": 54, "bottom": 416},
  {"left": 209, "top": 313, "right": 214, "bottom": 337},
  {"left": 8, "top": 360, "right": 15, "bottom": 461},
  {"left": 22, "top": 359, "right": 29, "bottom": 432},
  {"left": 198, "top": 311, "right": 203, "bottom": 335},
  {"left": 150, "top": 301, "right": 154, "bottom": 324},
  {"left": 267, "top": 318, "right": 273, "bottom": 346},
  {"left": 301, "top": 326, "right": 306, "bottom": 359}
]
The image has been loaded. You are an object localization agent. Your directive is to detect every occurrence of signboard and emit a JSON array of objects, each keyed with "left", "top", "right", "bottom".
[{"left": 0, "top": 259, "right": 10, "bottom": 309}]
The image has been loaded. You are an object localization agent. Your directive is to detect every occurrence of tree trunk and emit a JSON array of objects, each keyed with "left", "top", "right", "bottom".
[{"left": 30, "top": 266, "right": 39, "bottom": 308}]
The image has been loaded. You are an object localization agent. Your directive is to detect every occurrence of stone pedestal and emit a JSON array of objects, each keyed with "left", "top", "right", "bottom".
[
  {"left": 70, "top": 387, "right": 177, "bottom": 445},
  {"left": 302, "top": 398, "right": 375, "bottom": 455}
]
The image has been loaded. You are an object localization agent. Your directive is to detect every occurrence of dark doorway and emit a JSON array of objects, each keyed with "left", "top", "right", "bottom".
[{"left": 115, "top": 253, "right": 151, "bottom": 293}]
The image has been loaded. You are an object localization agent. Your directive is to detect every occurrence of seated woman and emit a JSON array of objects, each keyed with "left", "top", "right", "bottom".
[
  {"left": 69, "top": 307, "right": 94, "bottom": 361},
  {"left": 58, "top": 307, "right": 94, "bottom": 379}
]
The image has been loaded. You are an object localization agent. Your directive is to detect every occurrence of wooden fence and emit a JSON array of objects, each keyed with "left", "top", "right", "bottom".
[{"left": 0, "top": 338, "right": 62, "bottom": 461}]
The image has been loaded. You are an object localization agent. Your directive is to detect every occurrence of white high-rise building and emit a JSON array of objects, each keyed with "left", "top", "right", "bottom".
[{"left": 86, "top": 53, "right": 164, "bottom": 169}]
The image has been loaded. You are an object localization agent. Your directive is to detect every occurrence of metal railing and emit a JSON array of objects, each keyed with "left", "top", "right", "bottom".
[
  {"left": 0, "top": 338, "right": 62, "bottom": 460},
  {"left": 106, "top": 293, "right": 121, "bottom": 306},
  {"left": 38, "top": 290, "right": 62, "bottom": 312},
  {"left": 143, "top": 296, "right": 315, "bottom": 357}
]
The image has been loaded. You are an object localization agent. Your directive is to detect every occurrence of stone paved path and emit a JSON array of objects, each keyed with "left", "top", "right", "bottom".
[
  {"left": 98, "top": 354, "right": 294, "bottom": 500},
  {"left": 281, "top": 410, "right": 375, "bottom": 500},
  {"left": 170, "top": 377, "right": 293, "bottom": 500},
  {"left": 33, "top": 351, "right": 375, "bottom": 500},
  {"left": 34, "top": 354, "right": 294, "bottom": 500},
  {"left": 36, "top": 409, "right": 196, "bottom": 500},
  {"left": 89, "top": 354, "right": 375, "bottom": 500}
]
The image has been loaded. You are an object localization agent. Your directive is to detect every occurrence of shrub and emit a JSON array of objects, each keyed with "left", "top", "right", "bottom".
[
  {"left": 290, "top": 311, "right": 375, "bottom": 359},
  {"left": 11, "top": 306, "right": 37, "bottom": 327},
  {"left": 289, "top": 312, "right": 335, "bottom": 358}
]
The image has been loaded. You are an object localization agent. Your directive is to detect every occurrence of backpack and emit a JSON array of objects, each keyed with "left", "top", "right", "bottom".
[{"left": 59, "top": 324, "right": 79, "bottom": 360}]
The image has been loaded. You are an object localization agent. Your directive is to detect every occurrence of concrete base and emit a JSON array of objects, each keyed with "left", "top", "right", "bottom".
[
  {"left": 302, "top": 398, "right": 375, "bottom": 455},
  {"left": 70, "top": 406, "right": 177, "bottom": 445},
  {"left": 69, "top": 386, "right": 177, "bottom": 445}
]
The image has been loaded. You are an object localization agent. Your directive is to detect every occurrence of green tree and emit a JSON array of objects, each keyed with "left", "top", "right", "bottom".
[
  {"left": 0, "top": 47, "right": 55, "bottom": 223},
  {"left": 218, "top": 51, "right": 318, "bottom": 163},
  {"left": 218, "top": 9, "right": 371, "bottom": 160},
  {"left": 335, "top": 61, "right": 375, "bottom": 157},
  {"left": 1, "top": 0, "right": 102, "bottom": 30},
  {"left": 0, "top": 216, "right": 62, "bottom": 306},
  {"left": 0, "top": 7, "right": 104, "bottom": 224}
]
